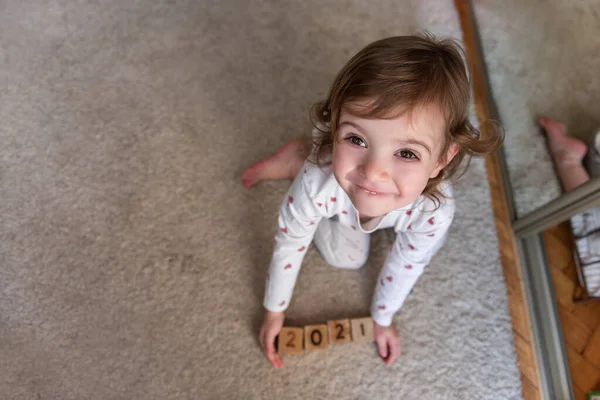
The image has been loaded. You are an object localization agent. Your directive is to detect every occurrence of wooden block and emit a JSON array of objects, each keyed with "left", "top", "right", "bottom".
[
  {"left": 304, "top": 324, "right": 328, "bottom": 351},
  {"left": 350, "top": 317, "right": 375, "bottom": 344},
  {"left": 327, "top": 319, "right": 352, "bottom": 344},
  {"left": 278, "top": 327, "right": 304, "bottom": 355}
]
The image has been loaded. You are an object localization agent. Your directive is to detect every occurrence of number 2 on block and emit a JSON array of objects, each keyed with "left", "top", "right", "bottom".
[
  {"left": 336, "top": 324, "right": 345, "bottom": 339},
  {"left": 286, "top": 331, "right": 296, "bottom": 348},
  {"left": 327, "top": 319, "right": 352, "bottom": 344},
  {"left": 278, "top": 327, "right": 304, "bottom": 355}
]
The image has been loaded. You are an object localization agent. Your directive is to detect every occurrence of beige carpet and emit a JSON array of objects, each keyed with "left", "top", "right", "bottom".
[
  {"left": 0, "top": 1, "right": 521, "bottom": 399},
  {"left": 474, "top": 0, "right": 600, "bottom": 216}
]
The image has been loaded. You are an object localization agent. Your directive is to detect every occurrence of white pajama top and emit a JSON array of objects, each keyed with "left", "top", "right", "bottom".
[{"left": 263, "top": 158, "right": 455, "bottom": 327}]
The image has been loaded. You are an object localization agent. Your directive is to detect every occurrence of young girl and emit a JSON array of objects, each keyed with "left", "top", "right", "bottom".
[{"left": 241, "top": 33, "right": 502, "bottom": 368}]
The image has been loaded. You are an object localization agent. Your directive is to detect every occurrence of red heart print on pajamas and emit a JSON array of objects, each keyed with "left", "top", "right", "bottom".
[
  {"left": 342, "top": 210, "right": 348, "bottom": 214},
  {"left": 405, "top": 264, "right": 413, "bottom": 269},
  {"left": 428, "top": 217, "right": 434, "bottom": 225},
  {"left": 279, "top": 301, "right": 285, "bottom": 306},
  {"left": 386, "top": 276, "right": 393, "bottom": 282},
  {"left": 406, "top": 210, "right": 412, "bottom": 215},
  {"left": 351, "top": 226, "right": 356, "bottom": 230},
  {"left": 317, "top": 202, "right": 323, "bottom": 207},
  {"left": 280, "top": 227, "right": 287, "bottom": 234},
  {"left": 407, "top": 224, "right": 412, "bottom": 230},
  {"left": 309, "top": 221, "right": 315, "bottom": 225},
  {"left": 298, "top": 246, "right": 306, "bottom": 252},
  {"left": 427, "top": 233, "right": 435, "bottom": 237},
  {"left": 284, "top": 264, "right": 292, "bottom": 270},
  {"left": 330, "top": 197, "right": 336, "bottom": 202},
  {"left": 378, "top": 305, "right": 386, "bottom": 310},
  {"left": 408, "top": 244, "right": 415, "bottom": 250},
  {"left": 288, "top": 196, "right": 294, "bottom": 204}
]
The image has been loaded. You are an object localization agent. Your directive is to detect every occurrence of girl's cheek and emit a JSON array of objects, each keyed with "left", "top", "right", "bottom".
[
  {"left": 339, "top": 146, "right": 361, "bottom": 164},
  {"left": 392, "top": 163, "right": 429, "bottom": 188}
]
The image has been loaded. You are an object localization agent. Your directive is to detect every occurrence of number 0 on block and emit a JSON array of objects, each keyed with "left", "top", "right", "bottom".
[{"left": 304, "top": 324, "right": 329, "bottom": 351}]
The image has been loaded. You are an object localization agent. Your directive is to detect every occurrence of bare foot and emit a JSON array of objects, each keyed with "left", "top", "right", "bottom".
[
  {"left": 539, "top": 116, "right": 587, "bottom": 164},
  {"left": 241, "top": 139, "right": 308, "bottom": 188}
]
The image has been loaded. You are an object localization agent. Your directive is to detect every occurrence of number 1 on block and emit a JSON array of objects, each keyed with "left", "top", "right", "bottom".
[
  {"left": 350, "top": 317, "right": 375, "bottom": 344},
  {"left": 278, "top": 327, "right": 304, "bottom": 355}
]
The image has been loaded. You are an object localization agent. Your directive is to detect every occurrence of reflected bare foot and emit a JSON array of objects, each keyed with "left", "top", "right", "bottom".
[
  {"left": 241, "top": 139, "right": 308, "bottom": 188},
  {"left": 539, "top": 116, "right": 587, "bottom": 164}
]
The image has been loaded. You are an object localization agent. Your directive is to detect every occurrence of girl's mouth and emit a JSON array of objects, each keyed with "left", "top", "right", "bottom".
[{"left": 357, "top": 184, "right": 385, "bottom": 196}]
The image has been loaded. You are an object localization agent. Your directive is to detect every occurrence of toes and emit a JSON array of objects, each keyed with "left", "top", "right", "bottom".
[
  {"left": 242, "top": 178, "right": 257, "bottom": 188},
  {"left": 538, "top": 116, "right": 554, "bottom": 131},
  {"left": 539, "top": 117, "right": 567, "bottom": 137},
  {"left": 241, "top": 167, "right": 255, "bottom": 180}
]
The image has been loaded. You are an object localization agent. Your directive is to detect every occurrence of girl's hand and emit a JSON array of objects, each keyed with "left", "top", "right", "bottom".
[
  {"left": 259, "top": 310, "right": 286, "bottom": 368},
  {"left": 374, "top": 322, "right": 401, "bottom": 366}
]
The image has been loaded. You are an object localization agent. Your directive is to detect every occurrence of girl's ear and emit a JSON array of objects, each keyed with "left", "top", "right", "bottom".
[{"left": 429, "top": 142, "right": 459, "bottom": 179}]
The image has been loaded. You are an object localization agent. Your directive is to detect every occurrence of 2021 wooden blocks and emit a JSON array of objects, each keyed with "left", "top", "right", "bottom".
[{"left": 278, "top": 317, "right": 374, "bottom": 355}]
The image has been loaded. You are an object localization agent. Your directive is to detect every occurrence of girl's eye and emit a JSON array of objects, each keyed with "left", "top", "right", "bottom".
[
  {"left": 347, "top": 136, "right": 366, "bottom": 147},
  {"left": 397, "top": 150, "right": 419, "bottom": 160}
]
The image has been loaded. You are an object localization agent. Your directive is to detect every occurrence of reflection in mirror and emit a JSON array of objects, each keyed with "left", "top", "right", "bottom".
[
  {"left": 472, "top": 1, "right": 600, "bottom": 397},
  {"left": 473, "top": 0, "right": 600, "bottom": 216},
  {"left": 543, "top": 220, "right": 600, "bottom": 399}
]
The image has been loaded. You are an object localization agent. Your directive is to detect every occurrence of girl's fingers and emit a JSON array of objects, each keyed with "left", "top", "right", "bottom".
[
  {"left": 383, "top": 333, "right": 401, "bottom": 366},
  {"left": 264, "top": 332, "right": 275, "bottom": 354},
  {"left": 265, "top": 331, "right": 284, "bottom": 368},
  {"left": 387, "top": 340, "right": 400, "bottom": 366},
  {"left": 376, "top": 336, "right": 389, "bottom": 360},
  {"left": 272, "top": 354, "right": 284, "bottom": 368}
]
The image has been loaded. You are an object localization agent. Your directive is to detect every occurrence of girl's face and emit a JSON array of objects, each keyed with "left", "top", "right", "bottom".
[{"left": 332, "top": 102, "right": 456, "bottom": 220}]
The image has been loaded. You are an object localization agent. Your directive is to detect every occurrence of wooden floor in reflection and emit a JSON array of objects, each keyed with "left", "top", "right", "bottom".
[{"left": 543, "top": 223, "right": 600, "bottom": 399}]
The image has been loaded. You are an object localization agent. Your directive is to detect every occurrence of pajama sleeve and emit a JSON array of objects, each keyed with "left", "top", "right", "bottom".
[
  {"left": 370, "top": 201, "right": 455, "bottom": 326},
  {"left": 263, "top": 164, "right": 324, "bottom": 312}
]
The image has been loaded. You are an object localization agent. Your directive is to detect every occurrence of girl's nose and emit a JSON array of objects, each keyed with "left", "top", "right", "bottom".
[{"left": 360, "top": 155, "right": 390, "bottom": 181}]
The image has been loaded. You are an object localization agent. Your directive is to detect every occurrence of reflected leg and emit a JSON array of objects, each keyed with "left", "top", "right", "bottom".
[{"left": 539, "top": 116, "right": 589, "bottom": 191}]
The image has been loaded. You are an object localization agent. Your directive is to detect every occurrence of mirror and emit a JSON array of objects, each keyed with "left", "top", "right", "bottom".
[{"left": 474, "top": 0, "right": 600, "bottom": 216}]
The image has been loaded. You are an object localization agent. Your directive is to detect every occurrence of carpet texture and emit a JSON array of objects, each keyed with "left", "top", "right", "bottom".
[
  {"left": 0, "top": 1, "right": 521, "bottom": 399},
  {"left": 474, "top": 0, "right": 600, "bottom": 216}
]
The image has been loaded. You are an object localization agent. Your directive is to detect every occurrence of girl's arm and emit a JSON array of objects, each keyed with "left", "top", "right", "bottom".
[
  {"left": 370, "top": 199, "right": 455, "bottom": 326},
  {"left": 263, "top": 162, "right": 324, "bottom": 312}
]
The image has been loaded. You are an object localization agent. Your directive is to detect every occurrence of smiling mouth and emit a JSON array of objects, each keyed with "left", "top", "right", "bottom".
[{"left": 357, "top": 184, "right": 386, "bottom": 196}]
